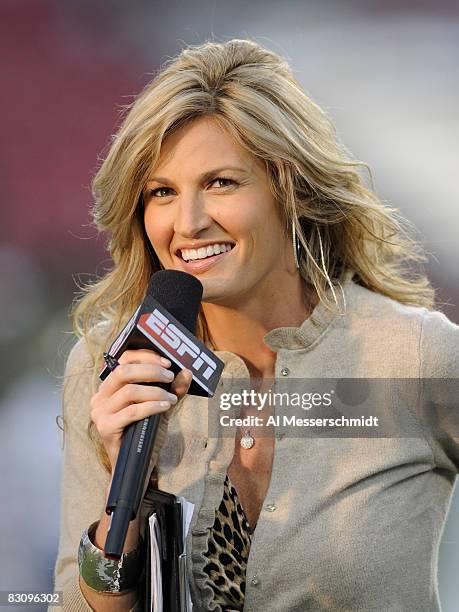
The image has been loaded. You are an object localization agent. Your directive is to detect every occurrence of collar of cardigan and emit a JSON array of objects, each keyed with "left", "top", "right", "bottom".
[{"left": 215, "top": 270, "right": 352, "bottom": 360}]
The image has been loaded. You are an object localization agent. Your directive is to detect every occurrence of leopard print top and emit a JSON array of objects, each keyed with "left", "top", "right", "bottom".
[{"left": 202, "top": 474, "right": 254, "bottom": 611}]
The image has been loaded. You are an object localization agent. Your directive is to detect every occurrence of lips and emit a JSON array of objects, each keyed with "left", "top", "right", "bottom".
[
  {"left": 175, "top": 242, "right": 235, "bottom": 260},
  {"left": 175, "top": 244, "right": 235, "bottom": 274}
]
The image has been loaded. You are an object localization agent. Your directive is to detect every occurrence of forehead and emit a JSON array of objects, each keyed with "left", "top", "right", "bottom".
[{"left": 152, "top": 116, "right": 262, "bottom": 175}]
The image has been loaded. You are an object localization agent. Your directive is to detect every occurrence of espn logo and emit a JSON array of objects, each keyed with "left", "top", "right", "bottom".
[{"left": 144, "top": 309, "right": 217, "bottom": 380}]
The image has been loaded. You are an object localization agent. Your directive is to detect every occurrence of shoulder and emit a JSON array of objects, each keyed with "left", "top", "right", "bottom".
[
  {"left": 345, "top": 280, "right": 427, "bottom": 322},
  {"left": 63, "top": 336, "right": 92, "bottom": 375},
  {"left": 64, "top": 321, "right": 112, "bottom": 373},
  {"left": 62, "top": 321, "right": 112, "bottom": 426},
  {"left": 419, "top": 308, "right": 459, "bottom": 378},
  {"left": 341, "top": 280, "right": 459, "bottom": 376},
  {"left": 344, "top": 280, "right": 433, "bottom": 334}
]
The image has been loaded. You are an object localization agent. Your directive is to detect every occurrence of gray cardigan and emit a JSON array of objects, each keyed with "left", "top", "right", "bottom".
[{"left": 51, "top": 275, "right": 459, "bottom": 611}]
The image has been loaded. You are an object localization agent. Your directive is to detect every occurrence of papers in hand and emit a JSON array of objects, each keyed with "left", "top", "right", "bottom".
[
  {"left": 149, "top": 514, "right": 163, "bottom": 611},
  {"left": 148, "top": 496, "right": 195, "bottom": 612}
]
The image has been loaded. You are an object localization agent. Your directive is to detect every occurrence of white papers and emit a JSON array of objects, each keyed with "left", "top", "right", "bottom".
[
  {"left": 148, "top": 514, "right": 163, "bottom": 612},
  {"left": 148, "top": 497, "right": 195, "bottom": 612},
  {"left": 179, "top": 496, "right": 194, "bottom": 612},
  {"left": 180, "top": 496, "right": 194, "bottom": 547}
]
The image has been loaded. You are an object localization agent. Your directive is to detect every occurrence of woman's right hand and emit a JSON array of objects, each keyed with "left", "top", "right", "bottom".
[{"left": 90, "top": 349, "right": 193, "bottom": 471}]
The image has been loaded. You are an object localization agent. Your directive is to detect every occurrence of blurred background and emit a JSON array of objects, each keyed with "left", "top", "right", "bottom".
[{"left": 1, "top": 0, "right": 458, "bottom": 610}]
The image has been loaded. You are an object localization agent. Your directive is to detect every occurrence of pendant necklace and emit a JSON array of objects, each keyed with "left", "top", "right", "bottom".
[{"left": 240, "top": 430, "right": 255, "bottom": 450}]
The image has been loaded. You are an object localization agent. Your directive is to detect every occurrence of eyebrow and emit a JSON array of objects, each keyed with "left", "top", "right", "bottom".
[{"left": 146, "top": 166, "right": 250, "bottom": 185}]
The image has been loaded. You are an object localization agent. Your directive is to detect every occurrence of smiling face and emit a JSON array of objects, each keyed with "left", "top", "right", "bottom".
[{"left": 143, "top": 115, "right": 294, "bottom": 304}]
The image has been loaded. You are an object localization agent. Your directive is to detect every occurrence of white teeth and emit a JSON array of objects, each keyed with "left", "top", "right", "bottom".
[{"left": 181, "top": 243, "right": 233, "bottom": 261}]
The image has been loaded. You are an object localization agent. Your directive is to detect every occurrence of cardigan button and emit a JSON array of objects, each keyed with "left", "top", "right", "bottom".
[
  {"left": 251, "top": 574, "right": 260, "bottom": 586},
  {"left": 280, "top": 367, "right": 290, "bottom": 376},
  {"left": 266, "top": 503, "right": 277, "bottom": 512}
]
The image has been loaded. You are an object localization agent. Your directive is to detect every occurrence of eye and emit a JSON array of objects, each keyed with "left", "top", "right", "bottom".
[
  {"left": 146, "top": 177, "right": 237, "bottom": 199},
  {"left": 148, "top": 187, "right": 173, "bottom": 198},
  {"left": 210, "top": 177, "right": 237, "bottom": 189}
]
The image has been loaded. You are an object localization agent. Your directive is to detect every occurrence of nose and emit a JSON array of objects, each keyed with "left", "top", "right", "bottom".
[{"left": 173, "top": 192, "right": 213, "bottom": 238}]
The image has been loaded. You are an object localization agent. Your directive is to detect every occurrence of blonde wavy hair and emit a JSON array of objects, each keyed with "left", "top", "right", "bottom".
[{"left": 69, "top": 38, "right": 435, "bottom": 472}]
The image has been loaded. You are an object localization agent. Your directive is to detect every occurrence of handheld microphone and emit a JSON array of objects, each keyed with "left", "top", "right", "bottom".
[{"left": 99, "top": 270, "right": 224, "bottom": 559}]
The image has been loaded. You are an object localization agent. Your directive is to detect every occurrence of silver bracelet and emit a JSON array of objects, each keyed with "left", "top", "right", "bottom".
[{"left": 78, "top": 521, "right": 144, "bottom": 593}]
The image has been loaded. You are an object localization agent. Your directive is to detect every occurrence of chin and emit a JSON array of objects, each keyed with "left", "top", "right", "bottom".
[
  {"left": 201, "top": 282, "right": 233, "bottom": 303},
  {"left": 202, "top": 290, "right": 227, "bottom": 304}
]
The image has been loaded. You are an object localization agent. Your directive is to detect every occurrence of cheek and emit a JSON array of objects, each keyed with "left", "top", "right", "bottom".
[
  {"left": 144, "top": 208, "right": 173, "bottom": 252},
  {"left": 231, "top": 196, "right": 282, "bottom": 240},
  {"left": 222, "top": 197, "right": 266, "bottom": 236}
]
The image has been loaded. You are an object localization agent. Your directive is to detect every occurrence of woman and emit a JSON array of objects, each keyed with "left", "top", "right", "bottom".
[{"left": 52, "top": 39, "right": 459, "bottom": 611}]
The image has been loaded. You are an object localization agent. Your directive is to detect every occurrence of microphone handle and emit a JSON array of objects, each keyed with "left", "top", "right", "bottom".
[
  {"left": 105, "top": 422, "right": 135, "bottom": 513},
  {"left": 104, "top": 380, "right": 170, "bottom": 559}
]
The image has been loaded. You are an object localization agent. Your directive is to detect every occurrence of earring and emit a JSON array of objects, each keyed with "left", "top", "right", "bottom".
[{"left": 292, "top": 220, "right": 302, "bottom": 269}]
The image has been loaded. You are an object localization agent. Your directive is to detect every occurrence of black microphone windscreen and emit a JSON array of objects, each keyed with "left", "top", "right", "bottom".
[{"left": 146, "top": 270, "right": 203, "bottom": 333}]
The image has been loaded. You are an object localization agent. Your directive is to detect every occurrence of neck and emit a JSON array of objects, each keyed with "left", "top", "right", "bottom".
[{"left": 202, "top": 274, "right": 317, "bottom": 379}]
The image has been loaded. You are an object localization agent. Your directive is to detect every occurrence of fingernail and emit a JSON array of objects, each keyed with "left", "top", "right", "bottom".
[
  {"left": 160, "top": 357, "right": 171, "bottom": 367},
  {"left": 168, "top": 393, "right": 178, "bottom": 403},
  {"left": 164, "top": 369, "right": 174, "bottom": 380}
]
